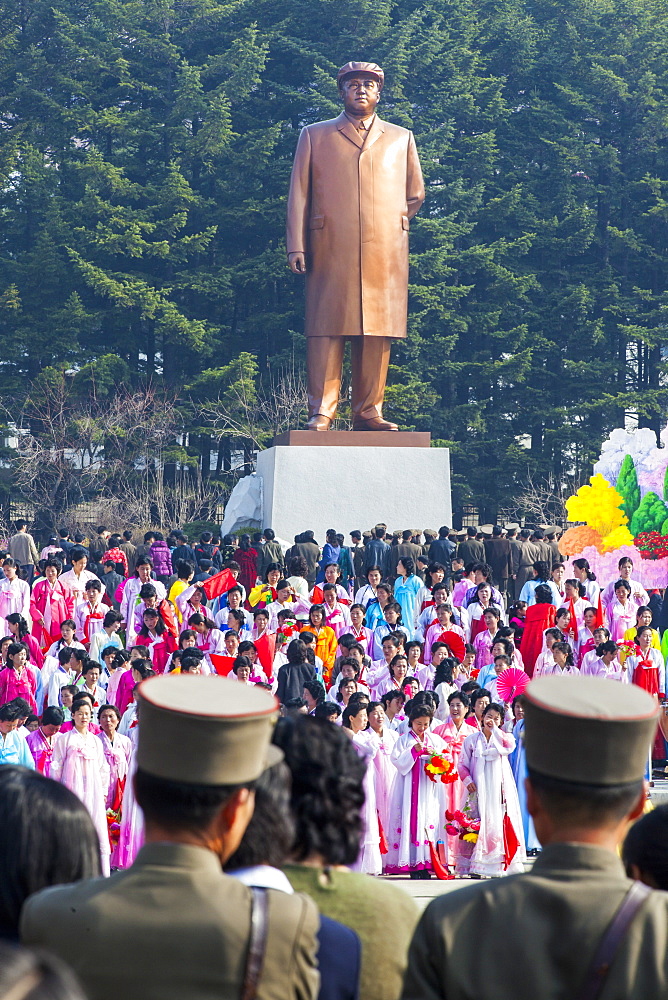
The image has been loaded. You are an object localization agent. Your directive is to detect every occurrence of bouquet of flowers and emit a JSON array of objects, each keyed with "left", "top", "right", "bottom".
[
  {"left": 445, "top": 808, "right": 481, "bottom": 844},
  {"left": 424, "top": 753, "right": 459, "bottom": 784}
]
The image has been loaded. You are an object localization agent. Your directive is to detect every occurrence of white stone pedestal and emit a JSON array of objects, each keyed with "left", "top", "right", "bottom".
[{"left": 253, "top": 441, "right": 451, "bottom": 540}]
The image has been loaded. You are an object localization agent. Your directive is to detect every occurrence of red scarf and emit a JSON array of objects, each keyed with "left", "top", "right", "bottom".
[{"left": 83, "top": 603, "right": 104, "bottom": 644}]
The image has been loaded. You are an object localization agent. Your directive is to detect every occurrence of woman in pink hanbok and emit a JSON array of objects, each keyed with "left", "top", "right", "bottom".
[
  {"left": 6, "top": 613, "right": 44, "bottom": 671},
  {"left": 538, "top": 641, "right": 578, "bottom": 677},
  {"left": 348, "top": 604, "right": 372, "bottom": 656},
  {"left": 322, "top": 585, "right": 352, "bottom": 638},
  {"left": 367, "top": 702, "right": 399, "bottom": 846},
  {"left": 343, "top": 702, "right": 382, "bottom": 875},
  {"left": 50, "top": 698, "right": 111, "bottom": 876},
  {"left": 30, "top": 559, "right": 73, "bottom": 649},
  {"left": 607, "top": 580, "right": 637, "bottom": 643},
  {"left": 433, "top": 690, "right": 477, "bottom": 868},
  {"left": 532, "top": 627, "right": 563, "bottom": 677},
  {"left": 385, "top": 704, "right": 449, "bottom": 876},
  {"left": 458, "top": 703, "right": 526, "bottom": 877},
  {"left": 0, "top": 642, "right": 38, "bottom": 713},
  {"left": 98, "top": 704, "right": 132, "bottom": 869},
  {"left": 25, "top": 706, "right": 64, "bottom": 775},
  {"left": 116, "top": 724, "right": 143, "bottom": 868}
]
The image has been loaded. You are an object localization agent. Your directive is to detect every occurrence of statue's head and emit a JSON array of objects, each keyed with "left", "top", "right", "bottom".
[{"left": 337, "top": 61, "right": 384, "bottom": 118}]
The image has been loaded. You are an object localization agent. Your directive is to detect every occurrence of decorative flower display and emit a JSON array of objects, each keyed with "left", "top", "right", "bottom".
[
  {"left": 424, "top": 754, "right": 459, "bottom": 784},
  {"left": 635, "top": 532, "right": 668, "bottom": 560},
  {"left": 445, "top": 808, "right": 480, "bottom": 843}
]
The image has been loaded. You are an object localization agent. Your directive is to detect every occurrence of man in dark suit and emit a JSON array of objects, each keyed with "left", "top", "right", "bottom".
[{"left": 456, "top": 527, "right": 485, "bottom": 566}]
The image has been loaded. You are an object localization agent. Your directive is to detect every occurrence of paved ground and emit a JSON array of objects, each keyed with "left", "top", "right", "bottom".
[{"left": 387, "top": 779, "right": 668, "bottom": 909}]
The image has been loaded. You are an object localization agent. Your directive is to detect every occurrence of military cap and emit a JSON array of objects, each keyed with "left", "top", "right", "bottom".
[
  {"left": 137, "top": 674, "right": 282, "bottom": 785},
  {"left": 479, "top": 524, "right": 494, "bottom": 535},
  {"left": 337, "top": 61, "right": 384, "bottom": 89},
  {"left": 524, "top": 675, "right": 658, "bottom": 786}
]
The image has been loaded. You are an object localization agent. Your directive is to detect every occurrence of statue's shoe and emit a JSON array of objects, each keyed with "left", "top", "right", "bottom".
[
  {"left": 305, "top": 414, "right": 332, "bottom": 431},
  {"left": 352, "top": 417, "right": 398, "bottom": 431}
]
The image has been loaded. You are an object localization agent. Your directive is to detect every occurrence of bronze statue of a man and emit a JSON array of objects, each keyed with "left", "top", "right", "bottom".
[{"left": 286, "top": 61, "right": 425, "bottom": 431}]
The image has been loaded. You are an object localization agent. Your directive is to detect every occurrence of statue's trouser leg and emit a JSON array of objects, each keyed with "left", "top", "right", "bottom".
[
  {"left": 306, "top": 337, "right": 346, "bottom": 419},
  {"left": 351, "top": 336, "right": 391, "bottom": 421}
]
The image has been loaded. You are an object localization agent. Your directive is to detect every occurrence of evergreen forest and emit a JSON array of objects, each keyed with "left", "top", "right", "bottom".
[{"left": 2, "top": 0, "right": 668, "bottom": 524}]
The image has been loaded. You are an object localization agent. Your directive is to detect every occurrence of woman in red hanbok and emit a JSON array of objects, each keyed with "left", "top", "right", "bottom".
[
  {"left": 433, "top": 690, "right": 477, "bottom": 868},
  {"left": 30, "top": 559, "right": 73, "bottom": 650},
  {"left": 519, "top": 585, "right": 556, "bottom": 677}
]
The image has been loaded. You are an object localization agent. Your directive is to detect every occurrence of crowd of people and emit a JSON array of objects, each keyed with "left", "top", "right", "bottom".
[
  {"left": 0, "top": 518, "right": 665, "bottom": 890},
  {"left": 0, "top": 519, "right": 667, "bottom": 998}
]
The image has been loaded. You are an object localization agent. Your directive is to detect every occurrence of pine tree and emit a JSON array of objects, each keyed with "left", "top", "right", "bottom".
[
  {"left": 630, "top": 492, "right": 668, "bottom": 536},
  {"left": 616, "top": 455, "right": 641, "bottom": 522}
]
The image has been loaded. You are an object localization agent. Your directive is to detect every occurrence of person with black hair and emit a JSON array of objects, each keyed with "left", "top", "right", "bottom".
[
  {"left": 225, "top": 759, "right": 362, "bottom": 1000},
  {"left": 520, "top": 583, "right": 557, "bottom": 677},
  {"left": 23, "top": 676, "right": 320, "bottom": 1000},
  {"left": 386, "top": 702, "right": 449, "bottom": 880},
  {"left": 0, "top": 765, "right": 99, "bottom": 940},
  {"left": 51, "top": 695, "right": 111, "bottom": 874},
  {"left": 59, "top": 547, "right": 101, "bottom": 605},
  {"left": 302, "top": 680, "right": 326, "bottom": 713},
  {"left": 276, "top": 715, "right": 418, "bottom": 1000},
  {"left": 275, "top": 640, "right": 316, "bottom": 706},
  {"left": 623, "top": 804, "right": 668, "bottom": 891},
  {"left": 0, "top": 702, "right": 35, "bottom": 768},
  {"left": 88, "top": 609, "right": 124, "bottom": 667},
  {"left": 314, "top": 701, "right": 341, "bottom": 721},
  {"left": 0, "top": 642, "right": 37, "bottom": 713},
  {"left": 456, "top": 702, "right": 525, "bottom": 878}
]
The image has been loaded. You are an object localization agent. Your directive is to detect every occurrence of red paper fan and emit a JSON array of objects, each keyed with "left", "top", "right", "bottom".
[
  {"left": 496, "top": 666, "right": 530, "bottom": 704},
  {"left": 436, "top": 630, "right": 466, "bottom": 664}
]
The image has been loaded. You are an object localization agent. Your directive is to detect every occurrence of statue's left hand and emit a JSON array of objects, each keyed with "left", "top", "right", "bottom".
[{"left": 288, "top": 252, "right": 306, "bottom": 274}]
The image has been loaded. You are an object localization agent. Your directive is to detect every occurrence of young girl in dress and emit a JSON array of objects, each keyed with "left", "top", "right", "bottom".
[
  {"left": 386, "top": 703, "right": 449, "bottom": 877},
  {"left": 51, "top": 697, "right": 111, "bottom": 875},
  {"left": 349, "top": 603, "right": 373, "bottom": 655},
  {"left": 533, "top": 627, "right": 563, "bottom": 677},
  {"left": 135, "top": 609, "right": 177, "bottom": 674},
  {"left": 457, "top": 702, "right": 526, "bottom": 877},
  {"left": 626, "top": 626, "right": 666, "bottom": 699}
]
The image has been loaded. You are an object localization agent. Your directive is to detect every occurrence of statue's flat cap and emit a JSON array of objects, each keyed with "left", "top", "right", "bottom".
[
  {"left": 137, "top": 674, "right": 281, "bottom": 785},
  {"left": 524, "top": 675, "right": 658, "bottom": 786},
  {"left": 337, "top": 62, "right": 384, "bottom": 88}
]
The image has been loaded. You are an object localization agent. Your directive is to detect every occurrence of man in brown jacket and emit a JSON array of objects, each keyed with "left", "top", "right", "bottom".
[{"left": 286, "top": 61, "right": 425, "bottom": 431}]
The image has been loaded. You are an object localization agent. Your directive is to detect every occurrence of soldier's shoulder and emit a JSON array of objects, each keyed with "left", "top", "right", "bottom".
[{"left": 21, "top": 873, "right": 121, "bottom": 931}]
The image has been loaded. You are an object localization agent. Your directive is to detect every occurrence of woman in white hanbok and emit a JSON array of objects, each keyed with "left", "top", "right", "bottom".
[
  {"left": 458, "top": 703, "right": 525, "bottom": 878},
  {"left": 367, "top": 702, "right": 399, "bottom": 849},
  {"left": 385, "top": 705, "right": 448, "bottom": 876},
  {"left": 342, "top": 702, "right": 381, "bottom": 875}
]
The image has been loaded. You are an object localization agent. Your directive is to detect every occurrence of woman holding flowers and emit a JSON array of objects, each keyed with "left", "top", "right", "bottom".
[
  {"left": 457, "top": 702, "right": 526, "bottom": 877},
  {"left": 385, "top": 703, "right": 449, "bottom": 878},
  {"left": 433, "top": 690, "right": 477, "bottom": 867}
]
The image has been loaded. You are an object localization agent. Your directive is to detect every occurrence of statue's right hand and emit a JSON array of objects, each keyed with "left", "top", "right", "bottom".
[{"left": 288, "top": 252, "right": 306, "bottom": 274}]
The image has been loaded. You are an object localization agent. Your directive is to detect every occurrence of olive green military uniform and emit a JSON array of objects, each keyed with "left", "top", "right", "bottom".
[
  {"left": 22, "top": 842, "right": 320, "bottom": 1000},
  {"left": 402, "top": 842, "right": 668, "bottom": 1000}
]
